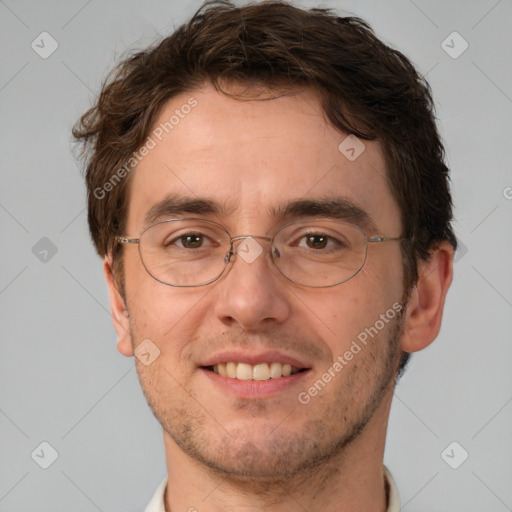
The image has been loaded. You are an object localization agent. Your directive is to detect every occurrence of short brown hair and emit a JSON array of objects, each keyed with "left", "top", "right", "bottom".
[{"left": 73, "top": 0, "right": 457, "bottom": 372}]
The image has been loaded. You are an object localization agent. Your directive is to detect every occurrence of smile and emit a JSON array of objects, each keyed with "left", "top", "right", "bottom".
[{"left": 205, "top": 362, "right": 304, "bottom": 381}]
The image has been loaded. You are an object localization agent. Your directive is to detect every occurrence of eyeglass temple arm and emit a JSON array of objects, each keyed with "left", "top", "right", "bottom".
[
  {"left": 115, "top": 236, "right": 140, "bottom": 244},
  {"left": 367, "top": 236, "right": 408, "bottom": 243}
]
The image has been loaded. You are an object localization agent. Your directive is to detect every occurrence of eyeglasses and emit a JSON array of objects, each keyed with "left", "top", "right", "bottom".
[{"left": 115, "top": 218, "right": 405, "bottom": 288}]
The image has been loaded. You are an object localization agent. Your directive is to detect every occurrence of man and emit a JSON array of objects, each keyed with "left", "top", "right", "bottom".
[{"left": 73, "top": 1, "right": 456, "bottom": 510}]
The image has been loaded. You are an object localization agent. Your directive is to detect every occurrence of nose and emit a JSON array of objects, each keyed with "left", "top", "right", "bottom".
[{"left": 213, "top": 236, "right": 291, "bottom": 330}]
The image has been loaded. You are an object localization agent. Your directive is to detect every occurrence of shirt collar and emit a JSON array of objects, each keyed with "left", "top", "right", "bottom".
[
  {"left": 384, "top": 465, "right": 401, "bottom": 512},
  {"left": 145, "top": 466, "right": 401, "bottom": 512}
]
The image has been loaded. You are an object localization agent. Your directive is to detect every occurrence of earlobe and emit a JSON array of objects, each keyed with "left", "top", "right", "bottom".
[
  {"left": 103, "top": 256, "right": 134, "bottom": 357},
  {"left": 401, "top": 241, "right": 454, "bottom": 353}
]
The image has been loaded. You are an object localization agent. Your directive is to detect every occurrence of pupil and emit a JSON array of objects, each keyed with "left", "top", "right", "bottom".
[
  {"left": 307, "top": 235, "right": 327, "bottom": 249},
  {"left": 182, "top": 234, "right": 202, "bottom": 248}
]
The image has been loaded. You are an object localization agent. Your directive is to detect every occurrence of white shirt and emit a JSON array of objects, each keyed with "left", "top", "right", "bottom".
[{"left": 144, "top": 466, "right": 400, "bottom": 512}]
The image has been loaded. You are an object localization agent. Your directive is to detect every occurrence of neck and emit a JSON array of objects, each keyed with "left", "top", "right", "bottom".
[{"left": 161, "top": 388, "right": 393, "bottom": 512}]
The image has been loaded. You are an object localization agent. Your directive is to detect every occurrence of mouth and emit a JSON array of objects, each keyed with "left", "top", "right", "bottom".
[
  {"left": 202, "top": 362, "right": 307, "bottom": 381},
  {"left": 199, "top": 351, "right": 312, "bottom": 398}
]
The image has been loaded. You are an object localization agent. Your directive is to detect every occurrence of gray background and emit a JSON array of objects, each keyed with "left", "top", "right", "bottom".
[{"left": 0, "top": 0, "right": 511, "bottom": 510}]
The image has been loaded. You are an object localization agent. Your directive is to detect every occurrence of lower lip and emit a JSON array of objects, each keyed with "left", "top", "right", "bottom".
[{"left": 200, "top": 367, "right": 311, "bottom": 399}]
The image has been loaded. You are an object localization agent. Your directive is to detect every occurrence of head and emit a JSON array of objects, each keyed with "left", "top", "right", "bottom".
[{"left": 73, "top": 0, "right": 455, "bottom": 481}]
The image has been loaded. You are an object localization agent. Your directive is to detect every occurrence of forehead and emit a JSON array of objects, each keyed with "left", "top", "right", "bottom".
[{"left": 126, "top": 84, "right": 401, "bottom": 234}]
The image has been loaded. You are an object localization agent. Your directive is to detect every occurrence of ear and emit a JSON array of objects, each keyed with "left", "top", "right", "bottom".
[
  {"left": 401, "top": 241, "right": 454, "bottom": 353},
  {"left": 103, "top": 256, "right": 134, "bottom": 357}
]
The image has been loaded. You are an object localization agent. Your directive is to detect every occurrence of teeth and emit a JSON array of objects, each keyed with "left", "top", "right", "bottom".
[
  {"left": 253, "top": 363, "right": 270, "bottom": 381},
  {"left": 236, "top": 363, "right": 253, "bottom": 380},
  {"left": 226, "top": 362, "right": 237, "bottom": 379},
  {"left": 211, "top": 362, "right": 302, "bottom": 380},
  {"left": 217, "top": 363, "right": 228, "bottom": 377},
  {"left": 270, "top": 362, "right": 282, "bottom": 379}
]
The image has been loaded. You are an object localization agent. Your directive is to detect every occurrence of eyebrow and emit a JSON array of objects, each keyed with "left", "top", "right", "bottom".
[
  {"left": 143, "top": 193, "right": 377, "bottom": 232},
  {"left": 269, "top": 197, "right": 377, "bottom": 232},
  {"left": 144, "top": 194, "right": 234, "bottom": 227}
]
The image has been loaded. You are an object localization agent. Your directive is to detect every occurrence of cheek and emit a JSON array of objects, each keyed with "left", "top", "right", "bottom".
[
  {"left": 123, "top": 251, "right": 206, "bottom": 359},
  {"left": 361, "top": 243, "right": 405, "bottom": 297},
  {"left": 306, "top": 249, "right": 404, "bottom": 353}
]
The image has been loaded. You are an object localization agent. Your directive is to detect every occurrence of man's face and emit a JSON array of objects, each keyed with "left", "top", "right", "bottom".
[{"left": 119, "top": 84, "right": 406, "bottom": 479}]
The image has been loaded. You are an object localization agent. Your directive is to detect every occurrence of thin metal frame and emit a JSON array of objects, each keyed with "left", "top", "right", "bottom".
[{"left": 115, "top": 217, "right": 407, "bottom": 288}]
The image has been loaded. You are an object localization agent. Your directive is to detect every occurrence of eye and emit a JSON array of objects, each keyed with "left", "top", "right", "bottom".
[
  {"left": 164, "top": 231, "right": 216, "bottom": 249},
  {"left": 296, "top": 232, "right": 346, "bottom": 251},
  {"left": 177, "top": 233, "right": 205, "bottom": 249},
  {"left": 302, "top": 233, "right": 329, "bottom": 250}
]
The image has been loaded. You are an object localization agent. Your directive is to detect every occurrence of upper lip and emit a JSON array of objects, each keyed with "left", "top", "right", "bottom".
[{"left": 200, "top": 350, "right": 312, "bottom": 369}]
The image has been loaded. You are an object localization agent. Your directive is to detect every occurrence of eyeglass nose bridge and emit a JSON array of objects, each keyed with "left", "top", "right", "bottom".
[{"left": 223, "top": 234, "right": 274, "bottom": 264}]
